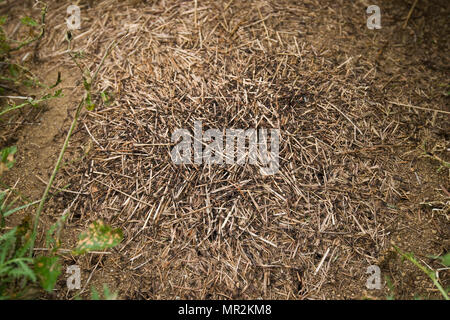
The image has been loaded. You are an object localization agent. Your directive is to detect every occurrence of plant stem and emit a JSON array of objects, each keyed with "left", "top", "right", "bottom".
[
  {"left": 394, "top": 246, "right": 449, "bottom": 300},
  {"left": 0, "top": 95, "right": 54, "bottom": 117},
  {"left": 30, "top": 99, "right": 84, "bottom": 256},
  {"left": 9, "top": 3, "right": 47, "bottom": 52},
  {"left": 29, "top": 40, "right": 116, "bottom": 256}
]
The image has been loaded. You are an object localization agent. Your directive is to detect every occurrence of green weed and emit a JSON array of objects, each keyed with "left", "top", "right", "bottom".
[
  {"left": 393, "top": 245, "right": 449, "bottom": 300},
  {"left": 0, "top": 3, "right": 121, "bottom": 299}
]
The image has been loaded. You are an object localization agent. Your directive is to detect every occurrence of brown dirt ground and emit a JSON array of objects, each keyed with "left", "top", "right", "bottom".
[{"left": 1, "top": 0, "right": 449, "bottom": 300}]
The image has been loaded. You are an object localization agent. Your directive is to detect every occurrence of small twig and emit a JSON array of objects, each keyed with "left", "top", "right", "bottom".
[
  {"left": 33, "top": 248, "right": 111, "bottom": 255},
  {"left": 388, "top": 101, "right": 450, "bottom": 115},
  {"left": 403, "top": 0, "right": 419, "bottom": 29},
  {"left": 327, "top": 102, "right": 363, "bottom": 135},
  {"left": 34, "top": 174, "right": 89, "bottom": 195},
  {"left": 238, "top": 226, "right": 277, "bottom": 248},
  {"left": 0, "top": 96, "right": 32, "bottom": 100},
  {"left": 314, "top": 248, "right": 330, "bottom": 275},
  {"left": 441, "top": 185, "right": 450, "bottom": 198}
]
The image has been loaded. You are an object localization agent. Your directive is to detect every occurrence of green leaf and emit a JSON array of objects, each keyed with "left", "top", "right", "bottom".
[
  {"left": 90, "top": 284, "right": 118, "bottom": 300},
  {"left": 438, "top": 253, "right": 450, "bottom": 267},
  {"left": 0, "top": 228, "right": 16, "bottom": 265},
  {"left": 8, "top": 64, "right": 18, "bottom": 78},
  {"left": 0, "top": 146, "right": 17, "bottom": 173},
  {"left": 33, "top": 256, "right": 61, "bottom": 292},
  {"left": 2, "top": 199, "right": 40, "bottom": 218},
  {"left": 384, "top": 275, "right": 395, "bottom": 300},
  {"left": 10, "top": 259, "right": 36, "bottom": 282},
  {"left": 85, "top": 92, "right": 95, "bottom": 111},
  {"left": 74, "top": 220, "right": 122, "bottom": 255},
  {"left": 102, "top": 284, "right": 118, "bottom": 300},
  {"left": 20, "top": 16, "right": 38, "bottom": 27},
  {"left": 22, "top": 79, "right": 35, "bottom": 87},
  {"left": 54, "top": 89, "right": 63, "bottom": 97},
  {"left": 0, "top": 227, "right": 16, "bottom": 242},
  {"left": 45, "top": 213, "right": 68, "bottom": 250},
  {"left": 91, "top": 286, "right": 100, "bottom": 300},
  {"left": 83, "top": 79, "right": 91, "bottom": 91},
  {"left": 0, "top": 88, "right": 63, "bottom": 118}
]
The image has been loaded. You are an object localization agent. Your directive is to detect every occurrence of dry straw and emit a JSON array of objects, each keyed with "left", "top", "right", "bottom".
[{"left": 16, "top": 0, "right": 449, "bottom": 299}]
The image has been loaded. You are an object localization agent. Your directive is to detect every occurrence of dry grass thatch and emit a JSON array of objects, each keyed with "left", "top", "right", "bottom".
[{"left": 3, "top": 0, "right": 449, "bottom": 299}]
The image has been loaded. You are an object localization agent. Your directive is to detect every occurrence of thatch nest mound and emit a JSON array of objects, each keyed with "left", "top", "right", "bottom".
[{"left": 7, "top": 0, "right": 448, "bottom": 299}]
